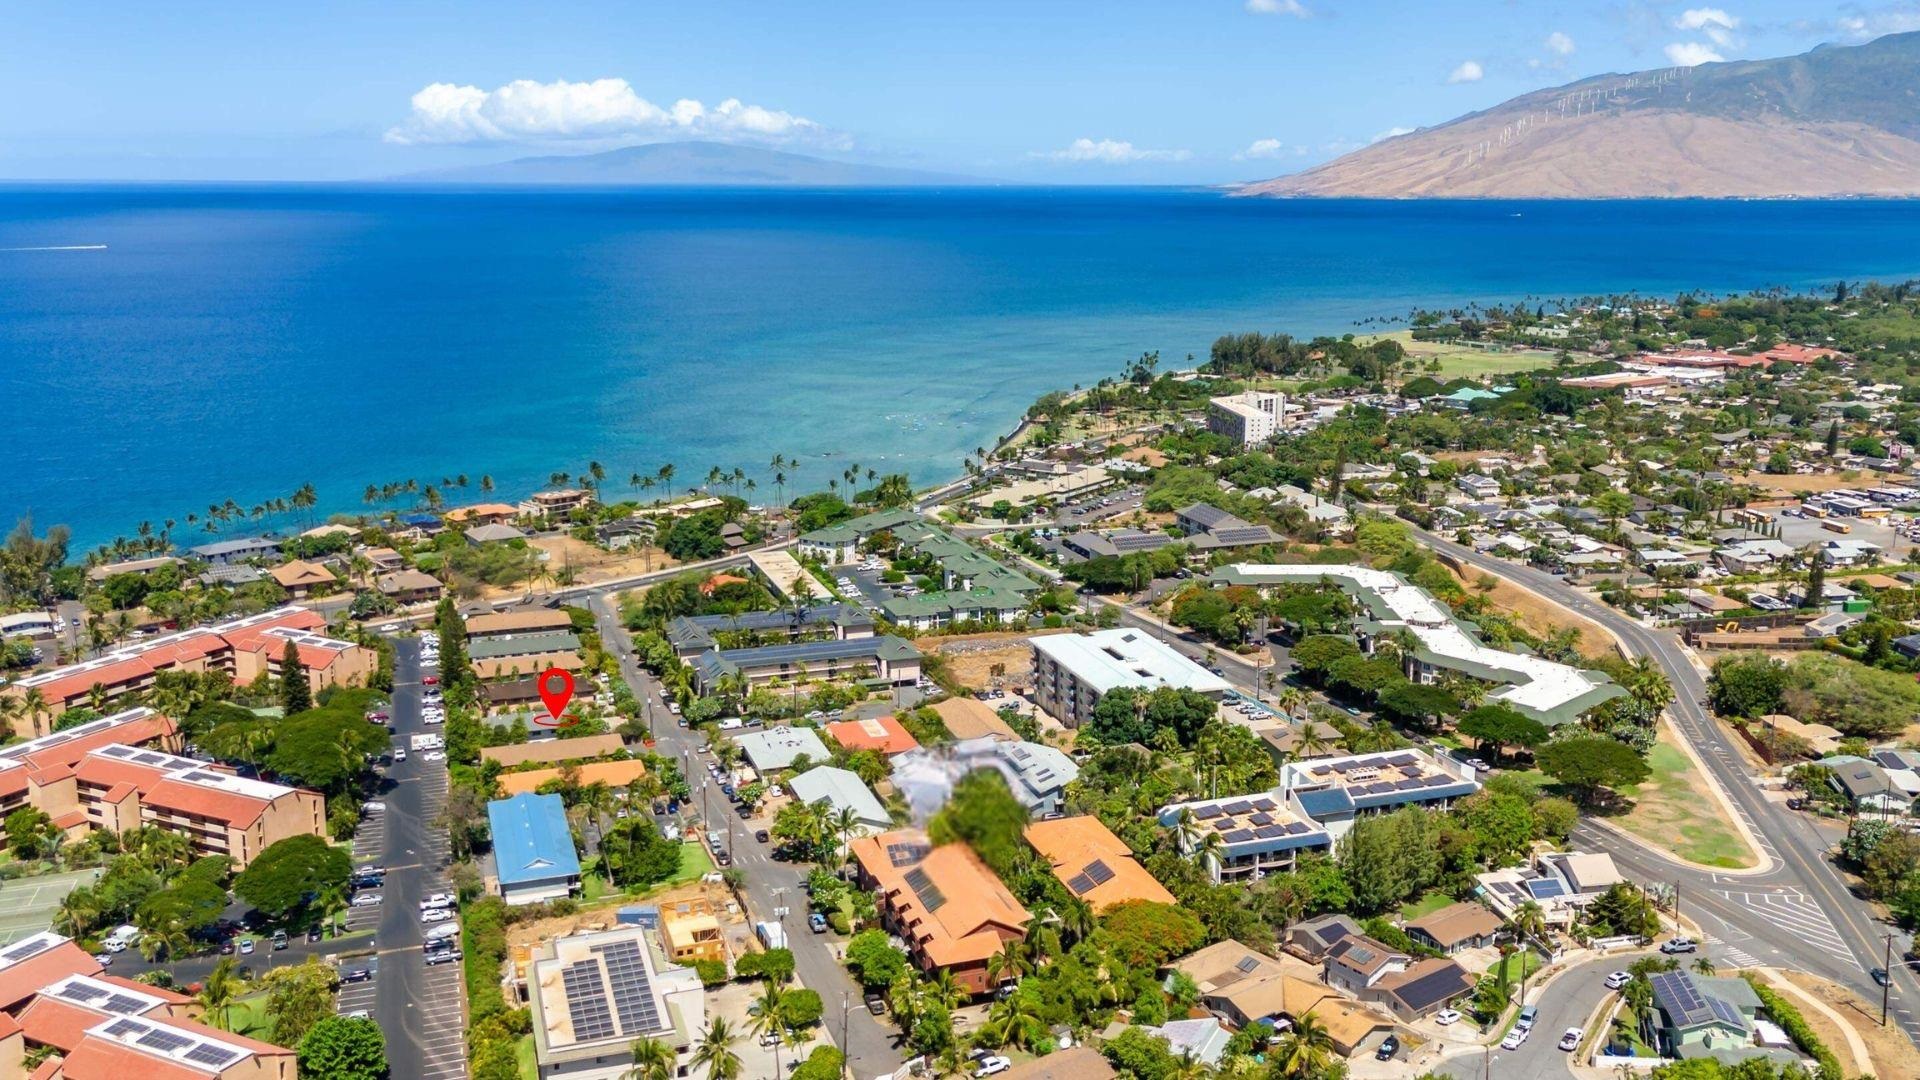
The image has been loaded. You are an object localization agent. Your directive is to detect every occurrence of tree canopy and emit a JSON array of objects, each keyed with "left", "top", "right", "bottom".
[{"left": 234, "top": 834, "right": 350, "bottom": 919}]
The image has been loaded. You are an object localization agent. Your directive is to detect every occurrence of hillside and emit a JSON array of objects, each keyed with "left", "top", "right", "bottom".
[
  {"left": 392, "top": 140, "right": 988, "bottom": 187},
  {"left": 1241, "top": 32, "right": 1920, "bottom": 198}
]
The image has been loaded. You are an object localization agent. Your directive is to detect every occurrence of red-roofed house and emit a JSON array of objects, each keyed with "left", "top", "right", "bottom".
[{"left": 825, "top": 715, "right": 921, "bottom": 757}]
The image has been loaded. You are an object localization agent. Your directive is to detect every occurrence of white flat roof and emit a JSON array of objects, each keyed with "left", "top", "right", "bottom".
[
  {"left": 1029, "top": 629, "right": 1231, "bottom": 696},
  {"left": 1221, "top": 564, "right": 1616, "bottom": 719}
]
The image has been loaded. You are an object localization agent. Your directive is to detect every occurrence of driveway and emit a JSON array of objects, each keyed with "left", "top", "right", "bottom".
[{"left": 1436, "top": 955, "right": 1635, "bottom": 1080}]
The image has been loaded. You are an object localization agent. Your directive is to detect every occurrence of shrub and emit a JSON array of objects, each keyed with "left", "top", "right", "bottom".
[{"left": 693, "top": 958, "right": 729, "bottom": 987}]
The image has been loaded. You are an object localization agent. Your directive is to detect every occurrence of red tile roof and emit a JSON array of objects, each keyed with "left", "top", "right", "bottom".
[
  {"left": 58, "top": 1038, "right": 223, "bottom": 1080},
  {"left": 0, "top": 942, "right": 100, "bottom": 1010},
  {"left": 826, "top": 715, "right": 921, "bottom": 756},
  {"left": 143, "top": 776, "right": 275, "bottom": 828},
  {"left": 18, "top": 994, "right": 113, "bottom": 1051}
]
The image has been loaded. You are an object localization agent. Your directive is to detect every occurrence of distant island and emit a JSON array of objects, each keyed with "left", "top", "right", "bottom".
[
  {"left": 390, "top": 140, "right": 994, "bottom": 187},
  {"left": 1240, "top": 30, "right": 1920, "bottom": 199}
]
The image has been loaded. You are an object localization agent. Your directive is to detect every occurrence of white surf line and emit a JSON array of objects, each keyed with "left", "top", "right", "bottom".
[{"left": 0, "top": 244, "right": 108, "bottom": 251}]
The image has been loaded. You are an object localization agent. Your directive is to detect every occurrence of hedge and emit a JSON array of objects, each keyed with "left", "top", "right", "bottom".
[{"left": 1741, "top": 975, "right": 1843, "bottom": 1080}]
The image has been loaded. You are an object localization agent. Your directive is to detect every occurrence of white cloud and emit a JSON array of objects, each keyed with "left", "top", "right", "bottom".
[
  {"left": 1664, "top": 41, "right": 1726, "bottom": 66},
  {"left": 1447, "top": 60, "right": 1485, "bottom": 84},
  {"left": 1835, "top": 6, "right": 1920, "bottom": 40},
  {"left": 1236, "top": 138, "right": 1291, "bottom": 160},
  {"left": 1545, "top": 31, "right": 1576, "bottom": 56},
  {"left": 1034, "top": 138, "right": 1192, "bottom": 164},
  {"left": 1371, "top": 126, "right": 1415, "bottom": 143},
  {"left": 1676, "top": 7, "right": 1740, "bottom": 46},
  {"left": 384, "top": 78, "right": 837, "bottom": 147},
  {"left": 1245, "top": 0, "right": 1311, "bottom": 16}
]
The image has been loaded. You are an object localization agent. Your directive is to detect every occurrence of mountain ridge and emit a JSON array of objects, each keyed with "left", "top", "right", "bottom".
[
  {"left": 1241, "top": 31, "right": 1920, "bottom": 199},
  {"left": 388, "top": 140, "right": 992, "bottom": 187}
]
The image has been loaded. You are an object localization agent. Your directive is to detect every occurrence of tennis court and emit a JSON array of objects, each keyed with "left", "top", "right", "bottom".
[{"left": 0, "top": 868, "right": 102, "bottom": 944}]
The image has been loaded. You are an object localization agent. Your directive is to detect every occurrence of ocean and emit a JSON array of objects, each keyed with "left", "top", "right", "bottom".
[{"left": 6, "top": 185, "right": 1920, "bottom": 551}]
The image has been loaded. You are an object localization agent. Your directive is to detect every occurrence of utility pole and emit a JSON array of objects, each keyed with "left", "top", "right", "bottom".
[
  {"left": 840, "top": 991, "right": 854, "bottom": 1080},
  {"left": 1885, "top": 933, "right": 1896, "bottom": 1027}
]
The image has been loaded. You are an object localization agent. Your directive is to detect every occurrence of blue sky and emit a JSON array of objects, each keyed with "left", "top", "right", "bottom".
[{"left": 1, "top": 1, "right": 1913, "bottom": 182}]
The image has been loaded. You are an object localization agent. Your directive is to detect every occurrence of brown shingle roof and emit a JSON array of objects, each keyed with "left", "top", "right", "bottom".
[
  {"left": 481, "top": 734, "right": 627, "bottom": 768},
  {"left": 467, "top": 609, "right": 573, "bottom": 636},
  {"left": 928, "top": 697, "right": 1017, "bottom": 741},
  {"left": 1406, "top": 902, "right": 1503, "bottom": 949}
]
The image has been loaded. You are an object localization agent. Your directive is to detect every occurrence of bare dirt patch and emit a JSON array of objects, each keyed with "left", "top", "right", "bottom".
[
  {"left": 532, "top": 535, "right": 683, "bottom": 585},
  {"left": 1441, "top": 565, "right": 1620, "bottom": 661},
  {"left": 1780, "top": 970, "right": 1920, "bottom": 1079},
  {"left": 928, "top": 631, "right": 1063, "bottom": 690},
  {"left": 1731, "top": 471, "right": 1890, "bottom": 496}
]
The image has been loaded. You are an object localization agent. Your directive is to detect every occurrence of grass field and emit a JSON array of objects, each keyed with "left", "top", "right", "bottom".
[
  {"left": 1485, "top": 949, "right": 1543, "bottom": 989},
  {"left": 223, "top": 994, "right": 276, "bottom": 1041},
  {"left": 1360, "top": 330, "right": 1563, "bottom": 380},
  {"left": 1399, "top": 891, "right": 1456, "bottom": 922},
  {"left": 1614, "top": 730, "right": 1757, "bottom": 869},
  {"left": 517, "top": 1033, "right": 537, "bottom": 1080}
]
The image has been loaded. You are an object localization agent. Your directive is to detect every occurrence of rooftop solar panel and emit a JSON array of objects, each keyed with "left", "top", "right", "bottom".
[
  {"left": 592, "top": 940, "right": 664, "bottom": 1035},
  {"left": 1285, "top": 822, "right": 1310, "bottom": 835},
  {"left": 1224, "top": 829, "right": 1255, "bottom": 842},
  {"left": 1248, "top": 813, "right": 1274, "bottom": 826},
  {"left": 1251, "top": 798, "right": 1276, "bottom": 811},
  {"left": 1222, "top": 801, "right": 1253, "bottom": 815},
  {"left": 103, "top": 993, "right": 150, "bottom": 1014},
  {"left": 1066, "top": 873, "right": 1095, "bottom": 895},
  {"left": 1, "top": 937, "right": 53, "bottom": 963},
  {"left": 561, "top": 962, "right": 616, "bottom": 1042},
  {"left": 1254, "top": 825, "right": 1284, "bottom": 838},
  {"left": 185, "top": 1044, "right": 241, "bottom": 1067},
  {"left": 1083, "top": 860, "right": 1116, "bottom": 886},
  {"left": 57, "top": 982, "right": 109, "bottom": 1004},
  {"left": 1194, "top": 805, "right": 1225, "bottom": 820},
  {"left": 1236, "top": 955, "right": 1262, "bottom": 973},
  {"left": 904, "top": 866, "right": 947, "bottom": 912},
  {"left": 103, "top": 1018, "right": 147, "bottom": 1038},
  {"left": 136, "top": 1029, "right": 193, "bottom": 1052}
]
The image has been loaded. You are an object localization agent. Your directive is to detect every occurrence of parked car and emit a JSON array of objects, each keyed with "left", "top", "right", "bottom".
[
  {"left": 1517, "top": 1005, "right": 1538, "bottom": 1031},
  {"left": 865, "top": 993, "right": 887, "bottom": 1015},
  {"left": 1500, "top": 1028, "right": 1527, "bottom": 1051},
  {"left": 239, "top": 938, "right": 255, "bottom": 954},
  {"left": 422, "top": 909, "right": 455, "bottom": 924},
  {"left": 809, "top": 913, "right": 829, "bottom": 934},
  {"left": 271, "top": 929, "right": 288, "bottom": 951},
  {"left": 1433, "top": 1009, "right": 1460, "bottom": 1026},
  {"left": 422, "top": 751, "right": 446, "bottom": 761},
  {"left": 362, "top": 801, "right": 386, "bottom": 813},
  {"left": 425, "top": 949, "right": 462, "bottom": 965},
  {"left": 420, "top": 893, "right": 454, "bottom": 910},
  {"left": 1605, "top": 970, "right": 1631, "bottom": 990},
  {"left": 342, "top": 968, "right": 373, "bottom": 983},
  {"left": 1558, "top": 1027, "right": 1583, "bottom": 1052},
  {"left": 1660, "top": 938, "right": 1698, "bottom": 955},
  {"left": 973, "top": 1057, "right": 1010, "bottom": 1077},
  {"left": 1375, "top": 1035, "right": 1399, "bottom": 1061},
  {"left": 350, "top": 893, "right": 382, "bottom": 908},
  {"left": 755, "top": 829, "right": 770, "bottom": 843}
]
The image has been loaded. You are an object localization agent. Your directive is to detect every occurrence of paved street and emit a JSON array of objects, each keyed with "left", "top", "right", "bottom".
[
  {"left": 369, "top": 637, "right": 468, "bottom": 1080},
  {"left": 1404, "top": 523, "right": 1920, "bottom": 1045},
  {"left": 588, "top": 594, "right": 908, "bottom": 1078},
  {"left": 1438, "top": 956, "right": 1634, "bottom": 1080}
]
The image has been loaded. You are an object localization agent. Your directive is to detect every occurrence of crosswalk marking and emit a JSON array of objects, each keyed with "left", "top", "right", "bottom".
[{"left": 1712, "top": 886, "right": 1852, "bottom": 959}]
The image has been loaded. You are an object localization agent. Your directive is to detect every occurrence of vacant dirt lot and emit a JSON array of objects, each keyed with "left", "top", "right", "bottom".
[
  {"left": 929, "top": 631, "right": 1065, "bottom": 690},
  {"left": 1780, "top": 969, "right": 1920, "bottom": 1079},
  {"left": 1732, "top": 471, "right": 1894, "bottom": 496},
  {"left": 532, "top": 535, "right": 683, "bottom": 584},
  {"left": 1441, "top": 564, "right": 1620, "bottom": 661}
]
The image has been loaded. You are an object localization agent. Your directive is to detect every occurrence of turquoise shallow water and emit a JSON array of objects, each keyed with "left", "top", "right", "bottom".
[{"left": 5, "top": 185, "right": 1920, "bottom": 550}]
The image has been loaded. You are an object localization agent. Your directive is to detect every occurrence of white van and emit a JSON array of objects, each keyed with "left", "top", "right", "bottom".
[{"left": 103, "top": 925, "right": 140, "bottom": 952}]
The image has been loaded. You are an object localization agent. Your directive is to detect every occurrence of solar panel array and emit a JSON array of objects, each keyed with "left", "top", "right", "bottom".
[
  {"left": 1084, "top": 860, "right": 1115, "bottom": 886},
  {"left": 904, "top": 866, "right": 947, "bottom": 912},
  {"left": 137, "top": 1029, "right": 193, "bottom": 1053},
  {"left": 885, "top": 841, "right": 928, "bottom": 868},
  {"left": 1, "top": 936, "right": 54, "bottom": 964},
  {"left": 185, "top": 1043, "right": 241, "bottom": 1068},
  {"left": 104, "top": 993, "right": 149, "bottom": 1014},
  {"left": 1389, "top": 964, "right": 1472, "bottom": 1012},
  {"left": 561, "top": 962, "right": 616, "bottom": 1041},
  {"left": 58, "top": 982, "right": 108, "bottom": 1004},
  {"left": 593, "top": 940, "right": 665, "bottom": 1035}
]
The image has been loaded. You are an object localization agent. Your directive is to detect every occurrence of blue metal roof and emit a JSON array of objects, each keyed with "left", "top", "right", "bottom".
[
  {"left": 1295, "top": 787, "right": 1357, "bottom": 818},
  {"left": 487, "top": 792, "right": 581, "bottom": 886}
]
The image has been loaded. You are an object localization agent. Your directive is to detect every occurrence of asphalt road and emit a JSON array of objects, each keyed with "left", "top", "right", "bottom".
[
  {"left": 371, "top": 637, "right": 468, "bottom": 1080},
  {"left": 1401, "top": 523, "right": 1920, "bottom": 1045},
  {"left": 1438, "top": 956, "right": 1635, "bottom": 1080},
  {"left": 588, "top": 595, "right": 907, "bottom": 1077}
]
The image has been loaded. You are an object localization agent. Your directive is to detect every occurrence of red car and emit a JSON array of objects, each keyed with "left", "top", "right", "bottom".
[{"left": 422, "top": 676, "right": 438, "bottom": 686}]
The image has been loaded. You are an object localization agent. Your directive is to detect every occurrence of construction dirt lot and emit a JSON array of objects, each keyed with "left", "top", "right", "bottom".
[
  {"left": 1778, "top": 969, "right": 1920, "bottom": 1079},
  {"left": 1733, "top": 470, "right": 1905, "bottom": 496},
  {"left": 929, "top": 631, "right": 1064, "bottom": 690},
  {"left": 1441, "top": 564, "right": 1620, "bottom": 661}
]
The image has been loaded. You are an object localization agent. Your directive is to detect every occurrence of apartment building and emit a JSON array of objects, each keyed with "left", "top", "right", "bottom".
[
  {"left": 1022, "top": 815, "right": 1174, "bottom": 912},
  {"left": 1207, "top": 391, "right": 1290, "bottom": 448},
  {"left": 1028, "top": 629, "right": 1229, "bottom": 728},
  {"left": 2, "top": 607, "right": 373, "bottom": 734},
  {"left": 687, "top": 636, "right": 922, "bottom": 694},
  {"left": 850, "top": 829, "right": 1031, "bottom": 995},
  {"left": 525, "top": 924, "right": 706, "bottom": 1080}
]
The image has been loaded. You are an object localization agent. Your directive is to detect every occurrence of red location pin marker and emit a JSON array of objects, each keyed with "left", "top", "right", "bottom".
[{"left": 535, "top": 668, "right": 576, "bottom": 728}]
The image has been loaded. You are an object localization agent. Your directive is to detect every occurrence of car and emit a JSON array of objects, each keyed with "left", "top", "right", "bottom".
[
  {"left": 239, "top": 938, "right": 255, "bottom": 954},
  {"left": 420, "top": 893, "right": 455, "bottom": 910},
  {"left": 363, "top": 801, "right": 386, "bottom": 813},
  {"left": 1375, "top": 1035, "right": 1399, "bottom": 1061},
  {"left": 1433, "top": 1009, "right": 1460, "bottom": 1026},
  {"left": 1660, "top": 938, "right": 1698, "bottom": 955},
  {"left": 1605, "top": 970, "right": 1631, "bottom": 990},
  {"left": 422, "top": 714, "right": 444, "bottom": 726},
  {"left": 97, "top": 953, "right": 112, "bottom": 966},
  {"left": 307, "top": 926, "right": 322, "bottom": 943},
  {"left": 1500, "top": 1028, "right": 1527, "bottom": 1051},
  {"left": 365, "top": 711, "right": 389, "bottom": 721},
  {"left": 219, "top": 940, "right": 235, "bottom": 955},
  {"left": 761, "top": 1031, "right": 783, "bottom": 1047},
  {"left": 865, "top": 993, "right": 887, "bottom": 1015},
  {"left": 271, "top": 929, "right": 288, "bottom": 950},
  {"left": 422, "top": 909, "right": 455, "bottom": 924},
  {"left": 425, "top": 949, "right": 462, "bottom": 965},
  {"left": 755, "top": 829, "right": 770, "bottom": 843},
  {"left": 393, "top": 749, "right": 407, "bottom": 762},
  {"left": 1516, "top": 1005, "right": 1538, "bottom": 1031},
  {"left": 351, "top": 893, "right": 382, "bottom": 908},
  {"left": 1559, "top": 1027, "right": 1583, "bottom": 1052},
  {"left": 1874, "top": 968, "right": 1891, "bottom": 987},
  {"left": 422, "top": 751, "right": 446, "bottom": 761},
  {"left": 715, "top": 851, "right": 732, "bottom": 866},
  {"left": 346, "top": 1009, "right": 370, "bottom": 1020},
  {"left": 973, "top": 1057, "right": 1011, "bottom": 1077},
  {"left": 422, "top": 676, "right": 438, "bottom": 685},
  {"left": 1787, "top": 796, "right": 1806, "bottom": 810},
  {"left": 342, "top": 968, "right": 373, "bottom": 983},
  {"left": 809, "top": 912, "right": 829, "bottom": 934}
]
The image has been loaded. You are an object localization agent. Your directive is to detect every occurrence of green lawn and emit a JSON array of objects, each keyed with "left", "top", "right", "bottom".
[
  {"left": 1485, "top": 949, "right": 1543, "bottom": 990},
  {"left": 222, "top": 993, "right": 277, "bottom": 1042},
  {"left": 1359, "top": 330, "right": 1562, "bottom": 380},
  {"left": 1399, "top": 891, "right": 1456, "bottom": 922},
  {"left": 671, "top": 842, "right": 714, "bottom": 885},
  {"left": 581, "top": 869, "right": 610, "bottom": 903},
  {"left": 516, "top": 1034, "right": 536, "bottom": 1080},
  {"left": 1615, "top": 739, "right": 1757, "bottom": 870}
]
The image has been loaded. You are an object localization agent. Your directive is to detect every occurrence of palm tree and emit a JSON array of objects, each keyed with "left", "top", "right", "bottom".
[
  {"left": 1272, "top": 1010, "right": 1334, "bottom": 1079},
  {"left": 1692, "top": 955, "right": 1717, "bottom": 975},
  {"left": 198, "top": 956, "right": 245, "bottom": 1030},
  {"left": 623, "top": 1037, "right": 675, "bottom": 1080},
  {"left": 747, "top": 982, "right": 789, "bottom": 1076},
  {"left": 56, "top": 887, "right": 101, "bottom": 938},
  {"left": 986, "top": 939, "right": 1033, "bottom": 987},
  {"left": 18, "top": 688, "right": 48, "bottom": 737},
  {"left": 980, "top": 990, "right": 1046, "bottom": 1052},
  {"left": 689, "top": 1017, "right": 742, "bottom": 1080},
  {"left": 1506, "top": 900, "right": 1547, "bottom": 950}
]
